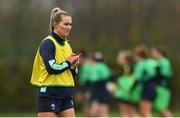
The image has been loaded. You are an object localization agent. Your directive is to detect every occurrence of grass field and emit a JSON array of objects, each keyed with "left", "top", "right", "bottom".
[{"left": 0, "top": 111, "right": 180, "bottom": 117}]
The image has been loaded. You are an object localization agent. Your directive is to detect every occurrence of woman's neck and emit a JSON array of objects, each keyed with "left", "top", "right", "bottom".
[{"left": 54, "top": 31, "right": 65, "bottom": 40}]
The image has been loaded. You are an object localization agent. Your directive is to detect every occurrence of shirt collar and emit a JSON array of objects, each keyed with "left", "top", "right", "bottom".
[{"left": 51, "top": 32, "right": 65, "bottom": 45}]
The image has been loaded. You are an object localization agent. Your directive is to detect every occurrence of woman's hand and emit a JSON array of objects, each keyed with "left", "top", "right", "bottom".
[{"left": 67, "top": 53, "right": 80, "bottom": 65}]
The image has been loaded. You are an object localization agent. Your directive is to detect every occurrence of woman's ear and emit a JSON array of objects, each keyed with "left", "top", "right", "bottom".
[{"left": 53, "top": 22, "right": 57, "bottom": 29}]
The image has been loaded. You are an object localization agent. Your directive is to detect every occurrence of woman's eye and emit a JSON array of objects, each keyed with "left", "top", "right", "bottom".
[{"left": 64, "top": 23, "right": 72, "bottom": 26}]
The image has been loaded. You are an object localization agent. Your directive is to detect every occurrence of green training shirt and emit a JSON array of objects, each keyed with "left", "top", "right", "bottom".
[
  {"left": 89, "top": 62, "right": 112, "bottom": 82},
  {"left": 79, "top": 62, "right": 91, "bottom": 85}
]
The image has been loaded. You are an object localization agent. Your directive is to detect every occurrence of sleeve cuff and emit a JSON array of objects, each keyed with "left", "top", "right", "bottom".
[{"left": 65, "top": 61, "right": 72, "bottom": 67}]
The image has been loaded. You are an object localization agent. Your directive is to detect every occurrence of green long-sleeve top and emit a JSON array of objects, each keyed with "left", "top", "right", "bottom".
[
  {"left": 157, "top": 57, "right": 173, "bottom": 78},
  {"left": 89, "top": 62, "right": 112, "bottom": 82},
  {"left": 133, "top": 59, "right": 158, "bottom": 81},
  {"left": 79, "top": 62, "right": 91, "bottom": 85}
]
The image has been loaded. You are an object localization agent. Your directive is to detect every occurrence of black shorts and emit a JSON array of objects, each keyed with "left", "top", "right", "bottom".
[
  {"left": 91, "top": 80, "right": 111, "bottom": 104},
  {"left": 36, "top": 87, "right": 74, "bottom": 113},
  {"left": 37, "top": 97, "right": 73, "bottom": 113},
  {"left": 141, "top": 81, "right": 157, "bottom": 102}
]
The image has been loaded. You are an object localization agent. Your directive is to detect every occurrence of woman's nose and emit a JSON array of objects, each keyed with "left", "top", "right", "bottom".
[{"left": 67, "top": 25, "right": 72, "bottom": 29}]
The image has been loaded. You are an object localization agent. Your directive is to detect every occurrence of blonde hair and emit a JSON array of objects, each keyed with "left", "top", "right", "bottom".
[
  {"left": 117, "top": 50, "right": 132, "bottom": 64},
  {"left": 49, "top": 7, "right": 71, "bottom": 32}
]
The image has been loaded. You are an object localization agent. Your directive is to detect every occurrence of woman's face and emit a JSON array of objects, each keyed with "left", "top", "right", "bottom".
[
  {"left": 117, "top": 53, "right": 126, "bottom": 65},
  {"left": 134, "top": 54, "right": 141, "bottom": 62},
  {"left": 151, "top": 48, "right": 160, "bottom": 59},
  {"left": 54, "top": 15, "right": 72, "bottom": 38}
]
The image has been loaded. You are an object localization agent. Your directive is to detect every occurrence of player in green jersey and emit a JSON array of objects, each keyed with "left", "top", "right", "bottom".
[
  {"left": 151, "top": 47, "right": 173, "bottom": 117},
  {"left": 132, "top": 45, "right": 158, "bottom": 117},
  {"left": 114, "top": 50, "right": 138, "bottom": 117},
  {"left": 88, "top": 52, "right": 112, "bottom": 117}
]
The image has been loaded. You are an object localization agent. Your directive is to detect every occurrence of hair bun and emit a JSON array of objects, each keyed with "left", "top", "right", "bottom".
[{"left": 51, "top": 7, "right": 61, "bottom": 15}]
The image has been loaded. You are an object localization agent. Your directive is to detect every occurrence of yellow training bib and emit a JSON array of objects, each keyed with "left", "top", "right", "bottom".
[{"left": 31, "top": 35, "right": 74, "bottom": 87}]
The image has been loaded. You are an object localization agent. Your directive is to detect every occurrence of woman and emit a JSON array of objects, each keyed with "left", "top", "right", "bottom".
[
  {"left": 151, "top": 47, "right": 173, "bottom": 117},
  {"left": 132, "top": 45, "right": 158, "bottom": 117},
  {"left": 114, "top": 50, "right": 138, "bottom": 117},
  {"left": 88, "top": 52, "right": 112, "bottom": 117},
  {"left": 77, "top": 50, "right": 92, "bottom": 116},
  {"left": 31, "top": 7, "right": 80, "bottom": 117}
]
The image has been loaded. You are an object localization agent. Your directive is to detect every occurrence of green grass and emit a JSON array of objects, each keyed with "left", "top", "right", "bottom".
[
  {"left": 0, "top": 112, "right": 36, "bottom": 117},
  {"left": 0, "top": 111, "right": 179, "bottom": 117}
]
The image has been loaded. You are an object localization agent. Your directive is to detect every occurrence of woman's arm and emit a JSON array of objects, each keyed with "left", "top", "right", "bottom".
[{"left": 39, "top": 39, "right": 71, "bottom": 74}]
